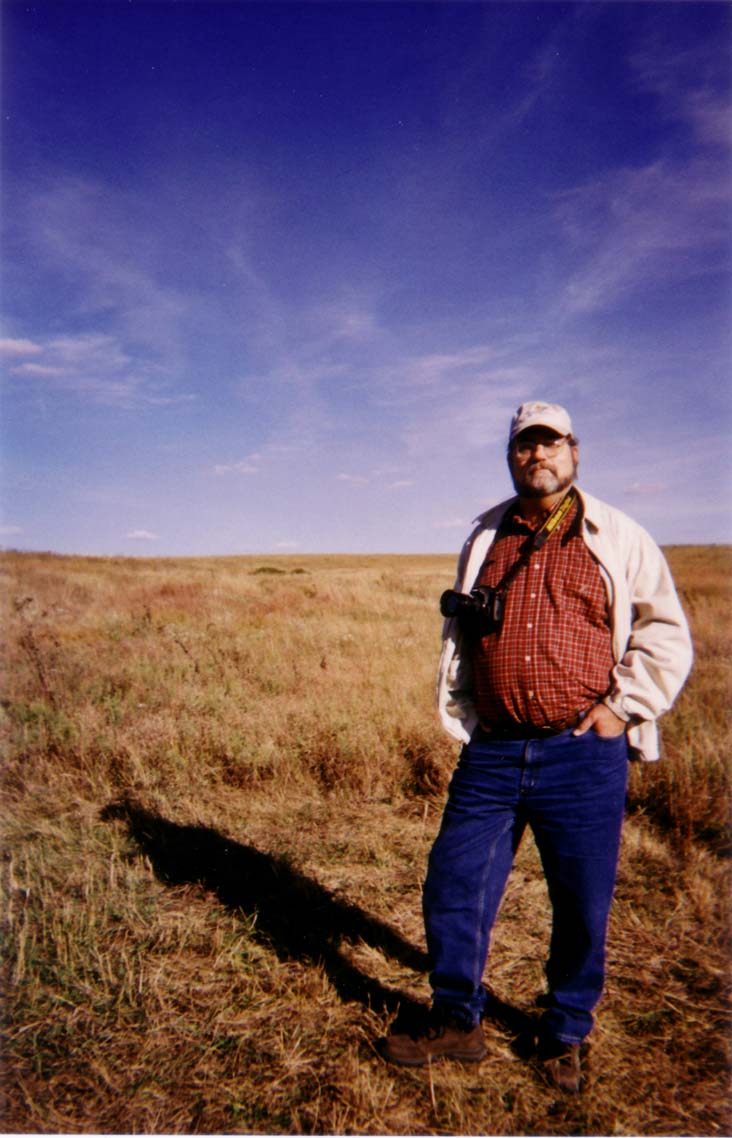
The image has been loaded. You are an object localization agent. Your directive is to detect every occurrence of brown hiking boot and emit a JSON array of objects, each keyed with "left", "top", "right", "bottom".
[
  {"left": 381, "top": 1008, "right": 487, "bottom": 1068},
  {"left": 537, "top": 1041, "right": 582, "bottom": 1093}
]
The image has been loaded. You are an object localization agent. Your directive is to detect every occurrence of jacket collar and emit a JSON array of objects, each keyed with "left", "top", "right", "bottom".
[{"left": 473, "top": 485, "right": 601, "bottom": 533}]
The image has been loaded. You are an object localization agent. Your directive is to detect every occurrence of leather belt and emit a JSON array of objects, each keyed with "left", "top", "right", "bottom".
[{"left": 474, "top": 712, "right": 584, "bottom": 742}]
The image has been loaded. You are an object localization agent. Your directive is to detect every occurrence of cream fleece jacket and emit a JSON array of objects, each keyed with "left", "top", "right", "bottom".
[{"left": 435, "top": 487, "right": 693, "bottom": 761}]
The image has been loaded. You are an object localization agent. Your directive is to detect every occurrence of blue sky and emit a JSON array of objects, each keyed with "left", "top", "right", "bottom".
[{"left": 2, "top": 0, "right": 730, "bottom": 555}]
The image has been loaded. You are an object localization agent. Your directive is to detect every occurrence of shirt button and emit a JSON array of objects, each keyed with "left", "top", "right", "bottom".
[
  {"left": 525, "top": 655, "right": 531, "bottom": 662},
  {"left": 530, "top": 593, "right": 537, "bottom": 599},
  {"left": 527, "top": 622, "right": 533, "bottom": 629},
  {"left": 528, "top": 690, "right": 535, "bottom": 698}
]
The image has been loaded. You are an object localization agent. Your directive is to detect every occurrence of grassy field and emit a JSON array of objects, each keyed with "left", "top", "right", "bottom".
[{"left": 1, "top": 546, "right": 730, "bottom": 1135}]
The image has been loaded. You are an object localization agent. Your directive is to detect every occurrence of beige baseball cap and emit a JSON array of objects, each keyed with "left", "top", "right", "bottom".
[{"left": 509, "top": 401, "right": 573, "bottom": 442}]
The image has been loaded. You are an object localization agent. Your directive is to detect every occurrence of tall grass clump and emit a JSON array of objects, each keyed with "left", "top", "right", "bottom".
[
  {"left": 1, "top": 548, "right": 730, "bottom": 1135},
  {"left": 627, "top": 545, "right": 732, "bottom": 853}
]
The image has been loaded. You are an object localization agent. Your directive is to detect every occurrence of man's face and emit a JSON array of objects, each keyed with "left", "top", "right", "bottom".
[{"left": 508, "top": 428, "right": 579, "bottom": 499}]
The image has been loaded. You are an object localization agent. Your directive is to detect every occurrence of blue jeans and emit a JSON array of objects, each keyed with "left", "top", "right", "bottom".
[{"left": 422, "top": 727, "right": 629, "bottom": 1044}]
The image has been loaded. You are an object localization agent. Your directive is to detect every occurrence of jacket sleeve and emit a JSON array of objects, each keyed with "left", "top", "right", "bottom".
[
  {"left": 434, "top": 532, "right": 482, "bottom": 743},
  {"left": 605, "top": 526, "right": 693, "bottom": 724}
]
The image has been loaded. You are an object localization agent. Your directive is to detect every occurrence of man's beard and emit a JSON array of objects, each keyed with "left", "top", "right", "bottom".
[{"left": 511, "top": 460, "right": 577, "bottom": 499}]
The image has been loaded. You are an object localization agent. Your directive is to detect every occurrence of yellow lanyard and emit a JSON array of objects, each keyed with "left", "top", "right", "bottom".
[{"left": 533, "top": 488, "right": 576, "bottom": 550}]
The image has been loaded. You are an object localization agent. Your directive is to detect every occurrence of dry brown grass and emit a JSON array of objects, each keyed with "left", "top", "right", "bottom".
[{"left": 1, "top": 547, "right": 730, "bottom": 1135}]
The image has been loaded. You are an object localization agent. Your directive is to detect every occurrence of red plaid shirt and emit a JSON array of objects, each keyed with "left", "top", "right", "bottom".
[{"left": 471, "top": 498, "right": 615, "bottom": 729}]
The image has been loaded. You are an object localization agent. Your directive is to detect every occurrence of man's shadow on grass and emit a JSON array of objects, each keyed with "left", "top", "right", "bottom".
[
  {"left": 101, "top": 797, "right": 429, "bottom": 1026},
  {"left": 101, "top": 797, "right": 534, "bottom": 1040}
]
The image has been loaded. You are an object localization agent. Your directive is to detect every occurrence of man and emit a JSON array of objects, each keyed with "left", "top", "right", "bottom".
[{"left": 382, "top": 401, "right": 692, "bottom": 1092}]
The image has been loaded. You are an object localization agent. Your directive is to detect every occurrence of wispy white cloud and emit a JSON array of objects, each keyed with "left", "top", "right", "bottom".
[
  {"left": 313, "top": 301, "right": 378, "bottom": 345},
  {"left": 127, "top": 529, "right": 159, "bottom": 541},
  {"left": 22, "top": 177, "right": 191, "bottom": 357},
  {"left": 624, "top": 482, "right": 670, "bottom": 497},
  {"left": 12, "top": 362, "right": 68, "bottom": 378},
  {"left": 552, "top": 30, "right": 731, "bottom": 322},
  {"left": 398, "top": 346, "right": 500, "bottom": 393},
  {"left": 213, "top": 459, "right": 259, "bottom": 475},
  {"left": 3, "top": 175, "right": 204, "bottom": 409},
  {"left": 336, "top": 473, "right": 369, "bottom": 486},
  {"left": 683, "top": 90, "right": 730, "bottom": 149},
  {"left": 630, "top": 38, "right": 730, "bottom": 149},
  {"left": 4, "top": 330, "right": 195, "bottom": 408},
  {"left": 0, "top": 524, "right": 24, "bottom": 536},
  {"left": 554, "top": 155, "right": 729, "bottom": 317},
  {"left": 0, "top": 338, "right": 42, "bottom": 357},
  {"left": 395, "top": 352, "right": 530, "bottom": 458}
]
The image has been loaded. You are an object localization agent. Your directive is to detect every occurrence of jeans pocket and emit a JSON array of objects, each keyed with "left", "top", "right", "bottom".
[{"left": 590, "top": 727, "right": 627, "bottom": 743}]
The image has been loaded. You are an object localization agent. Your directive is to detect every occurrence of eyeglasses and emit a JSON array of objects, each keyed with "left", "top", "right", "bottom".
[{"left": 513, "top": 435, "right": 572, "bottom": 457}]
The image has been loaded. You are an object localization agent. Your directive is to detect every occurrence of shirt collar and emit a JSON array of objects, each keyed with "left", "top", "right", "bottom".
[
  {"left": 474, "top": 485, "right": 600, "bottom": 533},
  {"left": 573, "top": 487, "right": 600, "bottom": 532}
]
